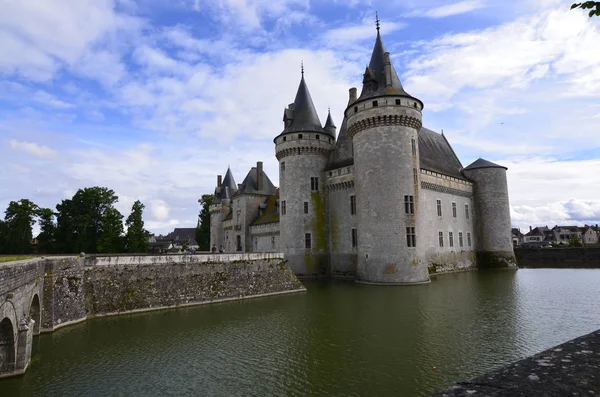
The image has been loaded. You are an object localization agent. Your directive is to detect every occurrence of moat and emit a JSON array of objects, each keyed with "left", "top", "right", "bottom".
[{"left": 1, "top": 268, "right": 600, "bottom": 397}]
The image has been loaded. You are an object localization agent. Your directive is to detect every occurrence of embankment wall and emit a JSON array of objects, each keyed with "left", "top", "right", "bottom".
[{"left": 515, "top": 247, "right": 600, "bottom": 268}]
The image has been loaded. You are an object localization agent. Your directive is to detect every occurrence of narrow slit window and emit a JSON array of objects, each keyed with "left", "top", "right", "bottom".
[
  {"left": 304, "top": 202, "right": 309, "bottom": 214},
  {"left": 438, "top": 231, "right": 444, "bottom": 247},
  {"left": 352, "top": 228, "right": 358, "bottom": 248},
  {"left": 437, "top": 199, "right": 442, "bottom": 217},
  {"left": 467, "top": 232, "right": 472, "bottom": 247},
  {"left": 459, "top": 232, "right": 464, "bottom": 248},
  {"left": 452, "top": 202, "right": 457, "bottom": 218},
  {"left": 350, "top": 195, "right": 356, "bottom": 215},
  {"left": 465, "top": 204, "right": 470, "bottom": 219}
]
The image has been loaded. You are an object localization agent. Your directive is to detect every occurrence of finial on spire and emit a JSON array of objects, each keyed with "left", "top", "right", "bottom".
[
  {"left": 301, "top": 61, "right": 304, "bottom": 77},
  {"left": 375, "top": 11, "right": 380, "bottom": 32},
  {"left": 328, "top": 106, "right": 330, "bottom": 113}
]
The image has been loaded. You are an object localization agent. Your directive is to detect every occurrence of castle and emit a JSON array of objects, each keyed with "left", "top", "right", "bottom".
[{"left": 208, "top": 24, "right": 516, "bottom": 284}]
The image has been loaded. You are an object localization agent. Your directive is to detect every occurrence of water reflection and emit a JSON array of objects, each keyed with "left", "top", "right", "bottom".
[{"left": 1, "top": 269, "right": 600, "bottom": 397}]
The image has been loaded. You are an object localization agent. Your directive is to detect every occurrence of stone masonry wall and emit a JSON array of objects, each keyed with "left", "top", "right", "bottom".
[{"left": 40, "top": 253, "right": 303, "bottom": 331}]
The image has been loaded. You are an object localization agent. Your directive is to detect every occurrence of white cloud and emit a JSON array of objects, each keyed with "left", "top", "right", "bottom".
[
  {"left": 32, "top": 90, "right": 74, "bottom": 109},
  {"left": 8, "top": 139, "right": 58, "bottom": 160},
  {"left": 422, "top": 0, "right": 485, "bottom": 18}
]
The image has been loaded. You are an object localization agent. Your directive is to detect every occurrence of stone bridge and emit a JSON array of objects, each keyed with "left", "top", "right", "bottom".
[{"left": 0, "top": 258, "right": 44, "bottom": 378}]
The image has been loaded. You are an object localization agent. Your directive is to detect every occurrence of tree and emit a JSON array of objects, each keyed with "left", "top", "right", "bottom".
[
  {"left": 55, "top": 187, "right": 124, "bottom": 253},
  {"left": 37, "top": 208, "right": 56, "bottom": 254},
  {"left": 3, "top": 199, "right": 39, "bottom": 254},
  {"left": 195, "top": 194, "right": 213, "bottom": 251},
  {"left": 97, "top": 207, "right": 124, "bottom": 253},
  {"left": 0, "top": 220, "right": 7, "bottom": 254},
  {"left": 571, "top": 2, "right": 600, "bottom": 17},
  {"left": 125, "top": 200, "right": 149, "bottom": 253}
]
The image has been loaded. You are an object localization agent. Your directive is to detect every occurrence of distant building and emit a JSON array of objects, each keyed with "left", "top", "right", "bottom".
[{"left": 208, "top": 22, "right": 516, "bottom": 284}]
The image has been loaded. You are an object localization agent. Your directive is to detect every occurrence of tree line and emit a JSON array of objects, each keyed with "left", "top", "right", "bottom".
[{"left": 0, "top": 187, "right": 150, "bottom": 255}]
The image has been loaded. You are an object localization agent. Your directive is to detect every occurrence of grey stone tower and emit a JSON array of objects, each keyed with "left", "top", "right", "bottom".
[
  {"left": 274, "top": 70, "right": 335, "bottom": 276},
  {"left": 209, "top": 167, "right": 236, "bottom": 250},
  {"left": 463, "top": 159, "right": 516, "bottom": 267},
  {"left": 346, "top": 26, "right": 430, "bottom": 284}
]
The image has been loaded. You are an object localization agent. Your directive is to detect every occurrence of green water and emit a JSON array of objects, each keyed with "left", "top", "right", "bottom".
[{"left": 2, "top": 269, "right": 600, "bottom": 397}]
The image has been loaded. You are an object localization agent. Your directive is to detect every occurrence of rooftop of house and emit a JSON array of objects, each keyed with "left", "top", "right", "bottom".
[{"left": 253, "top": 194, "right": 280, "bottom": 225}]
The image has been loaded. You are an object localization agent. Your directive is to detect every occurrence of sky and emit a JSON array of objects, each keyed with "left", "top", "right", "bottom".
[{"left": 1, "top": 0, "right": 599, "bottom": 235}]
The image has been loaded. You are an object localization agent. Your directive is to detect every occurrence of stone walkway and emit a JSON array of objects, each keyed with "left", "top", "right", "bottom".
[{"left": 431, "top": 329, "right": 600, "bottom": 396}]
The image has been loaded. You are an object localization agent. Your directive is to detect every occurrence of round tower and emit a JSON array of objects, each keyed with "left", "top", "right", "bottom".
[
  {"left": 462, "top": 159, "right": 516, "bottom": 268},
  {"left": 346, "top": 26, "right": 429, "bottom": 284},
  {"left": 209, "top": 168, "right": 237, "bottom": 252},
  {"left": 274, "top": 70, "right": 335, "bottom": 276}
]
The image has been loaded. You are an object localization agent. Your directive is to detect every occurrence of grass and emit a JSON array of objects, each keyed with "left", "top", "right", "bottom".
[{"left": 0, "top": 256, "right": 35, "bottom": 263}]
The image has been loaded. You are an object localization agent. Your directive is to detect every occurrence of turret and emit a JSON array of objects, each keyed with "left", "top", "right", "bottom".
[
  {"left": 274, "top": 68, "right": 335, "bottom": 276},
  {"left": 346, "top": 21, "right": 429, "bottom": 284},
  {"left": 209, "top": 167, "right": 236, "bottom": 251},
  {"left": 462, "top": 159, "right": 517, "bottom": 267},
  {"left": 324, "top": 109, "right": 336, "bottom": 138}
]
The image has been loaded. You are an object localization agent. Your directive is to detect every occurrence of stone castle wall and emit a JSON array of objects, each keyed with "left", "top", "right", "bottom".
[{"left": 39, "top": 254, "right": 304, "bottom": 331}]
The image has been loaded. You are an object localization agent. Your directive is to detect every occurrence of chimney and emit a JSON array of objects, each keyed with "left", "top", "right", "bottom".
[
  {"left": 529, "top": 226, "right": 532, "bottom": 232},
  {"left": 257, "top": 161, "right": 263, "bottom": 191},
  {"left": 349, "top": 87, "right": 357, "bottom": 102},
  {"left": 217, "top": 175, "right": 222, "bottom": 187},
  {"left": 383, "top": 52, "right": 392, "bottom": 88}
]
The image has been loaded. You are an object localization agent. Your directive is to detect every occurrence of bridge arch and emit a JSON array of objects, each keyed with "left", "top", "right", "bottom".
[
  {"left": 29, "top": 294, "right": 41, "bottom": 336},
  {"left": 0, "top": 316, "right": 16, "bottom": 375}
]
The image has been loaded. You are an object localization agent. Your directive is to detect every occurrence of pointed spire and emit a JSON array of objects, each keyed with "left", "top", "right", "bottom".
[
  {"left": 357, "top": 15, "right": 414, "bottom": 101},
  {"left": 218, "top": 167, "right": 237, "bottom": 199},
  {"left": 283, "top": 69, "right": 324, "bottom": 133},
  {"left": 324, "top": 108, "right": 336, "bottom": 137}
]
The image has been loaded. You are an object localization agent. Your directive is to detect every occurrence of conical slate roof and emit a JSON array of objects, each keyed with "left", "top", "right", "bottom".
[
  {"left": 463, "top": 158, "right": 507, "bottom": 171},
  {"left": 284, "top": 75, "right": 324, "bottom": 133},
  {"left": 326, "top": 116, "right": 353, "bottom": 170},
  {"left": 324, "top": 111, "right": 336, "bottom": 129},
  {"left": 358, "top": 30, "right": 415, "bottom": 101},
  {"left": 214, "top": 167, "right": 237, "bottom": 200}
]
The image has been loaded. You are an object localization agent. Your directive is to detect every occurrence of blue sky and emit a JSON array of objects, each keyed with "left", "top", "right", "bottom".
[{"left": 1, "top": 0, "right": 599, "bottom": 234}]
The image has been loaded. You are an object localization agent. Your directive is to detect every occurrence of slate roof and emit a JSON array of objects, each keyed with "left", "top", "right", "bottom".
[
  {"left": 324, "top": 111, "right": 336, "bottom": 129},
  {"left": 357, "top": 30, "right": 418, "bottom": 103},
  {"left": 281, "top": 75, "right": 324, "bottom": 134},
  {"left": 165, "top": 228, "right": 197, "bottom": 243},
  {"left": 464, "top": 158, "right": 507, "bottom": 171},
  {"left": 326, "top": 115, "right": 353, "bottom": 170},
  {"left": 418, "top": 127, "right": 465, "bottom": 179},
  {"left": 253, "top": 194, "right": 280, "bottom": 225},
  {"left": 236, "top": 167, "right": 277, "bottom": 196},
  {"left": 214, "top": 167, "right": 237, "bottom": 200}
]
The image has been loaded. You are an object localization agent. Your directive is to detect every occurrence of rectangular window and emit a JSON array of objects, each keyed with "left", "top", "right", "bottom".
[
  {"left": 281, "top": 200, "right": 286, "bottom": 215},
  {"left": 311, "top": 177, "right": 319, "bottom": 191},
  {"left": 304, "top": 202, "right": 309, "bottom": 214},
  {"left": 316, "top": 134, "right": 320, "bottom": 140},
  {"left": 452, "top": 202, "right": 457, "bottom": 218},
  {"left": 350, "top": 195, "right": 356, "bottom": 215},
  {"left": 411, "top": 138, "right": 416, "bottom": 156},
  {"left": 305, "top": 233, "right": 311, "bottom": 249},
  {"left": 281, "top": 162, "right": 285, "bottom": 171},
  {"left": 465, "top": 204, "right": 470, "bottom": 219},
  {"left": 413, "top": 168, "right": 418, "bottom": 184},
  {"left": 449, "top": 232, "right": 454, "bottom": 247},
  {"left": 406, "top": 227, "right": 416, "bottom": 247},
  {"left": 352, "top": 228, "right": 357, "bottom": 248},
  {"left": 437, "top": 199, "right": 442, "bottom": 217},
  {"left": 404, "top": 195, "right": 414, "bottom": 214},
  {"left": 467, "top": 232, "right": 472, "bottom": 247},
  {"left": 459, "top": 232, "right": 464, "bottom": 248},
  {"left": 372, "top": 100, "right": 378, "bottom": 107},
  {"left": 438, "top": 231, "right": 444, "bottom": 247}
]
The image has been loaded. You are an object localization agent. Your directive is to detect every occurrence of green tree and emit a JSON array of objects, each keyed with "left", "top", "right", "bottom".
[
  {"left": 0, "top": 219, "right": 7, "bottom": 254},
  {"left": 97, "top": 207, "right": 124, "bottom": 253},
  {"left": 569, "top": 235, "right": 584, "bottom": 247},
  {"left": 37, "top": 208, "right": 56, "bottom": 254},
  {"left": 571, "top": 2, "right": 600, "bottom": 17},
  {"left": 125, "top": 200, "right": 149, "bottom": 253},
  {"left": 195, "top": 194, "right": 213, "bottom": 251},
  {"left": 55, "top": 187, "right": 124, "bottom": 253},
  {"left": 3, "top": 199, "right": 39, "bottom": 254}
]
